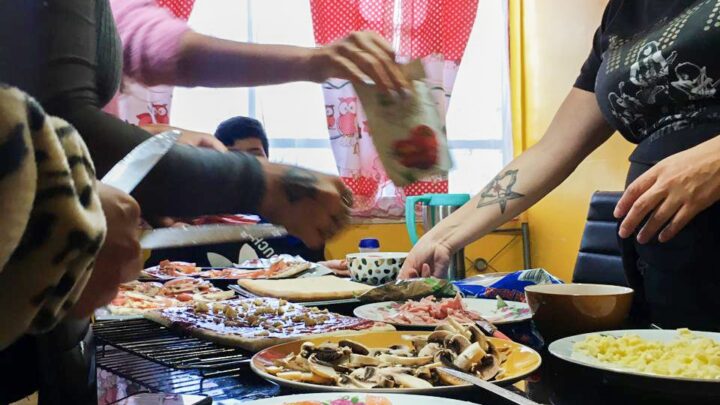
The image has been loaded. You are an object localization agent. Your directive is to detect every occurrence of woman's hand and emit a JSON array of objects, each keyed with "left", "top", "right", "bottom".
[
  {"left": 310, "top": 31, "right": 410, "bottom": 95},
  {"left": 615, "top": 138, "right": 720, "bottom": 244},
  {"left": 399, "top": 233, "right": 452, "bottom": 279},
  {"left": 70, "top": 183, "right": 143, "bottom": 317}
]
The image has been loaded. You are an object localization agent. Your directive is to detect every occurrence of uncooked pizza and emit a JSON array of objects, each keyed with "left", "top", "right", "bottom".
[
  {"left": 108, "top": 278, "right": 234, "bottom": 315},
  {"left": 144, "top": 297, "right": 393, "bottom": 351},
  {"left": 142, "top": 258, "right": 311, "bottom": 280},
  {"left": 141, "top": 260, "right": 202, "bottom": 279}
]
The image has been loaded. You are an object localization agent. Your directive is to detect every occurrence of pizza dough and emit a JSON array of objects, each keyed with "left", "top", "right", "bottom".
[
  {"left": 144, "top": 298, "right": 393, "bottom": 352},
  {"left": 238, "top": 276, "right": 373, "bottom": 302}
]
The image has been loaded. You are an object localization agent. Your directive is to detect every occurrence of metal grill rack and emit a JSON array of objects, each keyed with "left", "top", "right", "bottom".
[{"left": 94, "top": 318, "right": 279, "bottom": 401}]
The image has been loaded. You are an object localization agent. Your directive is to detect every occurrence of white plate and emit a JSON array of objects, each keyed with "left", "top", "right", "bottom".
[
  {"left": 549, "top": 329, "right": 720, "bottom": 383},
  {"left": 239, "top": 393, "right": 477, "bottom": 405},
  {"left": 353, "top": 298, "right": 531, "bottom": 327}
]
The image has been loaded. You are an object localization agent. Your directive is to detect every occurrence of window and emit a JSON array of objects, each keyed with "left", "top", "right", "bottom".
[{"left": 171, "top": 0, "right": 512, "bottom": 195}]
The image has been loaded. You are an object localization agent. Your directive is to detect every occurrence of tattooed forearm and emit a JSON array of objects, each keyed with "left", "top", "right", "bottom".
[
  {"left": 476, "top": 169, "right": 525, "bottom": 214},
  {"left": 281, "top": 167, "right": 318, "bottom": 202}
]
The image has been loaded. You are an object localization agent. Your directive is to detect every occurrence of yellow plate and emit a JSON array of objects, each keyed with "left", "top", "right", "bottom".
[{"left": 251, "top": 331, "right": 542, "bottom": 394}]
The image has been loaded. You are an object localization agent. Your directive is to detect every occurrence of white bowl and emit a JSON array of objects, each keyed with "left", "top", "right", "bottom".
[{"left": 346, "top": 252, "right": 408, "bottom": 285}]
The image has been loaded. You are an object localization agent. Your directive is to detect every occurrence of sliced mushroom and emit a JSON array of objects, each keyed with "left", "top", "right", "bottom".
[
  {"left": 428, "top": 330, "right": 453, "bottom": 344},
  {"left": 474, "top": 354, "right": 501, "bottom": 381},
  {"left": 350, "top": 366, "right": 378, "bottom": 382},
  {"left": 377, "top": 353, "right": 433, "bottom": 367},
  {"left": 418, "top": 342, "right": 443, "bottom": 358},
  {"left": 436, "top": 368, "right": 469, "bottom": 386},
  {"left": 274, "top": 352, "right": 311, "bottom": 372},
  {"left": 276, "top": 371, "right": 305, "bottom": 381},
  {"left": 388, "top": 344, "right": 413, "bottom": 357},
  {"left": 403, "top": 335, "right": 429, "bottom": 352},
  {"left": 468, "top": 324, "right": 490, "bottom": 352},
  {"left": 338, "top": 339, "right": 370, "bottom": 355},
  {"left": 434, "top": 349, "right": 459, "bottom": 370},
  {"left": 314, "top": 343, "right": 351, "bottom": 363},
  {"left": 434, "top": 323, "right": 456, "bottom": 332},
  {"left": 387, "top": 372, "right": 434, "bottom": 389},
  {"left": 376, "top": 374, "right": 396, "bottom": 388},
  {"left": 446, "top": 318, "right": 472, "bottom": 339},
  {"left": 308, "top": 354, "right": 340, "bottom": 381},
  {"left": 445, "top": 334, "right": 472, "bottom": 354},
  {"left": 277, "top": 371, "right": 334, "bottom": 385},
  {"left": 348, "top": 353, "right": 381, "bottom": 367},
  {"left": 337, "top": 374, "right": 376, "bottom": 390},
  {"left": 453, "top": 342, "right": 487, "bottom": 371},
  {"left": 300, "top": 342, "right": 316, "bottom": 358},
  {"left": 414, "top": 361, "right": 442, "bottom": 380}
]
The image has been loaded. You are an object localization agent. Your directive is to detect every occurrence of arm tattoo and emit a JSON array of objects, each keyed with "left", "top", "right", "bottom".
[
  {"left": 476, "top": 169, "right": 525, "bottom": 214},
  {"left": 281, "top": 167, "right": 319, "bottom": 202}
]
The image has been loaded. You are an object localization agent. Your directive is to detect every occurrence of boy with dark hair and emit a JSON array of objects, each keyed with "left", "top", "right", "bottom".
[{"left": 215, "top": 117, "right": 269, "bottom": 158}]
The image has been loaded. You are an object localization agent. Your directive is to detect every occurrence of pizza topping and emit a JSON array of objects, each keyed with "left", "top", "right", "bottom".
[
  {"left": 194, "top": 301, "right": 209, "bottom": 313},
  {"left": 108, "top": 279, "right": 234, "bottom": 315},
  {"left": 148, "top": 297, "right": 379, "bottom": 339},
  {"left": 270, "top": 322, "right": 511, "bottom": 388}
]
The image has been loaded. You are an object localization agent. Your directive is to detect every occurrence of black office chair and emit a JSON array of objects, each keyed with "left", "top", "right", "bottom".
[{"left": 572, "top": 191, "right": 629, "bottom": 287}]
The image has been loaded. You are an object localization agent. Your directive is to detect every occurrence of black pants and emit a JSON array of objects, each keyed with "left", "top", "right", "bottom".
[{"left": 622, "top": 161, "right": 720, "bottom": 331}]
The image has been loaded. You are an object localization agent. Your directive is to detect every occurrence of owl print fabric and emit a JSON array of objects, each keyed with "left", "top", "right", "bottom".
[{"left": 576, "top": 0, "right": 720, "bottom": 147}]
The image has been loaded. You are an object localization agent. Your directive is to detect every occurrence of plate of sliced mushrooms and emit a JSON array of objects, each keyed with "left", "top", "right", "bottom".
[{"left": 250, "top": 320, "right": 542, "bottom": 394}]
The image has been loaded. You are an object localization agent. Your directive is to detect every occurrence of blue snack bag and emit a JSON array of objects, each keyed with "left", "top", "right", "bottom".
[{"left": 452, "top": 268, "right": 562, "bottom": 302}]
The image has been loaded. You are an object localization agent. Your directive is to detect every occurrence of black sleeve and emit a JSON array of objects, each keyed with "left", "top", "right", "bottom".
[
  {"left": 574, "top": 1, "right": 622, "bottom": 92},
  {"left": 2, "top": 0, "right": 265, "bottom": 218}
]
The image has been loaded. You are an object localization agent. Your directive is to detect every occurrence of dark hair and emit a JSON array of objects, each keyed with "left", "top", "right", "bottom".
[{"left": 214, "top": 116, "right": 269, "bottom": 156}]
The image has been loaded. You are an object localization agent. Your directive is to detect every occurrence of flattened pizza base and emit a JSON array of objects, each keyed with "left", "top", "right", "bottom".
[
  {"left": 238, "top": 276, "right": 372, "bottom": 301},
  {"left": 144, "top": 311, "right": 393, "bottom": 352}
]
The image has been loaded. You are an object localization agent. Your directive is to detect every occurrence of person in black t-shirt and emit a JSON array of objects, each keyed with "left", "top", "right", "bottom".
[{"left": 401, "top": 0, "right": 720, "bottom": 331}]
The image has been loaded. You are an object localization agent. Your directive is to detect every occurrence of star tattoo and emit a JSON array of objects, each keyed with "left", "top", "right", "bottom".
[{"left": 476, "top": 169, "right": 525, "bottom": 214}]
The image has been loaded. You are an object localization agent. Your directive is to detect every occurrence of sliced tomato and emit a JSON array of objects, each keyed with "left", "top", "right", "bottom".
[{"left": 176, "top": 293, "right": 194, "bottom": 302}]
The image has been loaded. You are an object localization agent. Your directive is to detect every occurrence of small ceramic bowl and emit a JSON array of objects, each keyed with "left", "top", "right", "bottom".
[
  {"left": 524, "top": 283, "right": 634, "bottom": 341},
  {"left": 346, "top": 252, "right": 408, "bottom": 286}
]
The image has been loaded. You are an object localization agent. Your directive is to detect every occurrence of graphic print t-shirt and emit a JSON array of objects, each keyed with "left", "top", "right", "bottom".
[{"left": 575, "top": 0, "right": 720, "bottom": 163}]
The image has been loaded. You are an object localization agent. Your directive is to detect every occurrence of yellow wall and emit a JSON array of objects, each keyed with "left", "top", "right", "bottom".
[
  {"left": 511, "top": 0, "right": 634, "bottom": 280},
  {"left": 326, "top": 221, "right": 525, "bottom": 275},
  {"left": 328, "top": 0, "right": 635, "bottom": 281}
]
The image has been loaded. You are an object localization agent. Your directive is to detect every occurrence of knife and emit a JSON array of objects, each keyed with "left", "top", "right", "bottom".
[
  {"left": 139, "top": 223, "right": 288, "bottom": 250},
  {"left": 437, "top": 368, "right": 541, "bottom": 405},
  {"left": 101, "top": 130, "right": 181, "bottom": 193},
  {"left": 476, "top": 319, "right": 512, "bottom": 341}
]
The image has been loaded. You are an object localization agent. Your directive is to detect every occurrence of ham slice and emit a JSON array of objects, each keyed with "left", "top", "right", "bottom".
[{"left": 384, "top": 294, "right": 483, "bottom": 325}]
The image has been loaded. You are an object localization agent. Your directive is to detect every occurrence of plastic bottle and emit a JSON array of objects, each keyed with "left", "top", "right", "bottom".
[{"left": 358, "top": 238, "right": 380, "bottom": 253}]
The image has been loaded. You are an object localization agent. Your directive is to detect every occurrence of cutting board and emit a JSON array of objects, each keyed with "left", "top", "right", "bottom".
[{"left": 238, "top": 276, "right": 372, "bottom": 302}]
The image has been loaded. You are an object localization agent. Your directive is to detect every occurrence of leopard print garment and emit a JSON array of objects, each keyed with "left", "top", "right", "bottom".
[{"left": 0, "top": 85, "right": 106, "bottom": 349}]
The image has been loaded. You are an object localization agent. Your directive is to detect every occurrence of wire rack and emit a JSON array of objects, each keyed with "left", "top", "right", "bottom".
[{"left": 94, "top": 318, "right": 279, "bottom": 401}]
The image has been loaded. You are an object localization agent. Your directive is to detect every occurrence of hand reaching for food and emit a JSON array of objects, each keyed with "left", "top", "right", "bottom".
[
  {"left": 259, "top": 163, "right": 352, "bottom": 249},
  {"left": 399, "top": 234, "right": 452, "bottom": 279}
]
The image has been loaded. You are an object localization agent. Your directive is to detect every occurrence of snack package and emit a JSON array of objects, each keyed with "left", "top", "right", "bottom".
[
  {"left": 357, "top": 277, "right": 457, "bottom": 302},
  {"left": 354, "top": 59, "right": 452, "bottom": 186},
  {"left": 452, "top": 268, "right": 563, "bottom": 302}
]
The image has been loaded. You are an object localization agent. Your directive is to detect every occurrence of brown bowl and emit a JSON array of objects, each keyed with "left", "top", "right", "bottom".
[{"left": 524, "top": 283, "right": 633, "bottom": 341}]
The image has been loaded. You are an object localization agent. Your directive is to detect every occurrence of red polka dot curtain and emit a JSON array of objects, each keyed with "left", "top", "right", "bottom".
[
  {"left": 310, "top": 0, "right": 479, "bottom": 217},
  {"left": 156, "top": 0, "right": 195, "bottom": 21}
]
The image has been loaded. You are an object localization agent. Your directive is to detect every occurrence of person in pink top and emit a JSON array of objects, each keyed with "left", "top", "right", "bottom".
[{"left": 109, "top": 0, "right": 407, "bottom": 149}]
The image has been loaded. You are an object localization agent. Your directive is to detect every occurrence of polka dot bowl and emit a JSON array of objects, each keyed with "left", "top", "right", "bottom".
[{"left": 346, "top": 252, "right": 408, "bottom": 286}]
